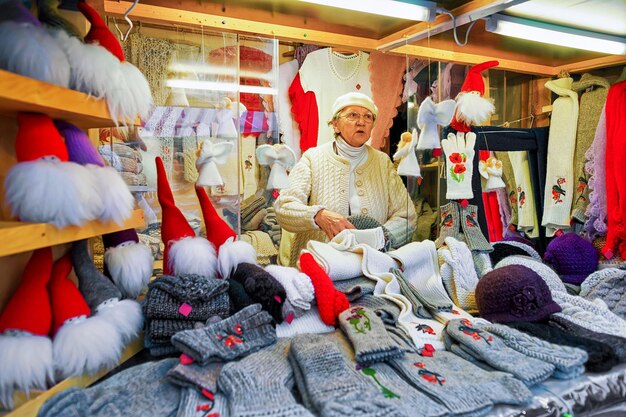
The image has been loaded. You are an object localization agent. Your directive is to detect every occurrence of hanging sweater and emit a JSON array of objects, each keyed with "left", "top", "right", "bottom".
[
  {"left": 274, "top": 142, "right": 416, "bottom": 266},
  {"left": 541, "top": 77, "right": 579, "bottom": 236}
]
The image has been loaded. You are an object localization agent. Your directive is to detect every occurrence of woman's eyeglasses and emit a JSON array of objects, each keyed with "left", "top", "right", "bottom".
[{"left": 340, "top": 111, "right": 375, "bottom": 124}]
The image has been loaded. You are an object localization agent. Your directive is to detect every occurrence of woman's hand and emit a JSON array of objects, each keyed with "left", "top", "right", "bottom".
[{"left": 314, "top": 209, "right": 356, "bottom": 239}]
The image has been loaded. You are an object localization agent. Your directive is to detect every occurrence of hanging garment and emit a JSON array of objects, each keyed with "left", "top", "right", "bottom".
[
  {"left": 288, "top": 73, "right": 319, "bottom": 154},
  {"left": 278, "top": 60, "right": 302, "bottom": 160}
]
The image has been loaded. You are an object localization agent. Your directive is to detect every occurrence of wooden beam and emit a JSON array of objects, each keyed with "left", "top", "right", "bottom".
[
  {"left": 103, "top": 1, "right": 378, "bottom": 51},
  {"left": 390, "top": 44, "right": 558, "bottom": 76},
  {"left": 377, "top": 0, "right": 529, "bottom": 51},
  {"left": 554, "top": 54, "right": 626, "bottom": 75}
]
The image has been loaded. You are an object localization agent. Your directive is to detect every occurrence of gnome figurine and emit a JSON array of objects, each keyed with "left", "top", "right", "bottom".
[{"left": 450, "top": 61, "right": 499, "bottom": 133}]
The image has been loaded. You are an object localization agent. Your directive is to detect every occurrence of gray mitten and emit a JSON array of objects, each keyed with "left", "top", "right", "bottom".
[
  {"left": 339, "top": 306, "right": 404, "bottom": 366},
  {"left": 171, "top": 304, "right": 276, "bottom": 364},
  {"left": 218, "top": 339, "right": 314, "bottom": 417}
]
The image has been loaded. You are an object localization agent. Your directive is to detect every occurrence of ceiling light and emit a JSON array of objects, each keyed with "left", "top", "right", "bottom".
[
  {"left": 299, "top": 0, "right": 436, "bottom": 22},
  {"left": 486, "top": 14, "right": 626, "bottom": 55}
]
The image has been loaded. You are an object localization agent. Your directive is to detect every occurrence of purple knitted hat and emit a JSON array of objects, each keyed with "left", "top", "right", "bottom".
[
  {"left": 544, "top": 233, "right": 599, "bottom": 285},
  {"left": 102, "top": 228, "right": 140, "bottom": 249},
  {"left": 476, "top": 264, "right": 562, "bottom": 323},
  {"left": 1, "top": 0, "right": 41, "bottom": 26},
  {"left": 55, "top": 121, "right": 105, "bottom": 167}
]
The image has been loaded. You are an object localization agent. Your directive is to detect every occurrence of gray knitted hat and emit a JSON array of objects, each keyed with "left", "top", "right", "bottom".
[
  {"left": 143, "top": 274, "right": 230, "bottom": 321},
  {"left": 580, "top": 268, "right": 626, "bottom": 311},
  {"left": 71, "top": 239, "right": 121, "bottom": 312}
]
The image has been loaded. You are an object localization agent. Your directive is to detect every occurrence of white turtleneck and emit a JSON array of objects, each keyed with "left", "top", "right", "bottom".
[{"left": 335, "top": 137, "right": 368, "bottom": 214}]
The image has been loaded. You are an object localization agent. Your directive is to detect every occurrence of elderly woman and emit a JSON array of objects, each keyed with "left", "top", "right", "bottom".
[{"left": 275, "top": 92, "right": 417, "bottom": 266}]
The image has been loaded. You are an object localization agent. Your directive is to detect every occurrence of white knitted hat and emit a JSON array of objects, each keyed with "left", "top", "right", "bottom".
[{"left": 331, "top": 92, "right": 378, "bottom": 119}]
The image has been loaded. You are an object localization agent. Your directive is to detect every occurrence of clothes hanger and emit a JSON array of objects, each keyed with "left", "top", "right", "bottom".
[{"left": 122, "top": 0, "right": 139, "bottom": 42}]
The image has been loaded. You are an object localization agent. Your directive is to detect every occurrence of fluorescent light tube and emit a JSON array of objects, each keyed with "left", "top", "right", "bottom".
[
  {"left": 299, "top": 0, "right": 436, "bottom": 22},
  {"left": 486, "top": 14, "right": 626, "bottom": 55},
  {"left": 166, "top": 79, "right": 278, "bottom": 95}
]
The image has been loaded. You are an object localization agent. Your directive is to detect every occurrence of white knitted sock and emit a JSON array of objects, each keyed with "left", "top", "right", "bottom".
[{"left": 439, "top": 237, "right": 480, "bottom": 314}]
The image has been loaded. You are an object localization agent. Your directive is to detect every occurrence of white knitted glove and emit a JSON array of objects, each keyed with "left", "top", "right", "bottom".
[
  {"left": 442, "top": 132, "right": 476, "bottom": 200},
  {"left": 439, "top": 237, "right": 479, "bottom": 314},
  {"left": 478, "top": 157, "right": 505, "bottom": 191}
]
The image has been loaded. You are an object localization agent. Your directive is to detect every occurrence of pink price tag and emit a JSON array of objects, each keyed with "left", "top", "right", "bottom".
[
  {"left": 178, "top": 303, "right": 193, "bottom": 317},
  {"left": 180, "top": 353, "right": 194, "bottom": 365}
]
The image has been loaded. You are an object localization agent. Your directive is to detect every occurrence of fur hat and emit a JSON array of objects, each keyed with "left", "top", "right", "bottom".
[
  {"left": 331, "top": 92, "right": 378, "bottom": 120},
  {"left": 0, "top": 248, "right": 54, "bottom": 409},
  {"left": 102, "top": 229, "right": 153, "bottom": 299},
  {"left": 195, "top": 185, "right": 256, "bottom": 279},
  {"left": 156, "top": 157, "right": 217, "bottom": 278},
  {"left": 476, "top": 264, "right": 562, "bottom": 323},
  {"left": 450, "top": 61, "right": 499, "bottom": 132}
]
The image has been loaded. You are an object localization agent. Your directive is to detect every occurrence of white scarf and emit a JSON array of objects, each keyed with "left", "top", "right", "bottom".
[{"left": 335, "top": 137, "right": 368, "bottom": 214}]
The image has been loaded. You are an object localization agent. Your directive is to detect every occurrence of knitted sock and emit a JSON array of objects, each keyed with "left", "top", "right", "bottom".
[
  {"left": 289, "top": 333, "right": 404, "bottom": 417},
  {"left": 230, "top": 262, "right": 286, "bottom": 323},
  {"left": 170, "top": 304, "right": 276, "bottom": 364},
  {"left": 478, "top": 322, "right": 587, "bottom": 380},
  {"left": 167, "top": 361, "right": 223, "bottom": 394},
  {"left": 447, "top": 319, "right": 555, "bottom": 385},
  {"left": 391, "top": 269, "right": 433, "bottom": 319},
  {"left": 338, "top": 306, "right": 404, "bottom": 366},
  {"left": 227, "top": 278, "right": 256, "bottom": 314},
  {"left": 276, "top": 307, "right": 336, "bottom": 338},
  {"left": 434, "top": 201, "right": 463, "bottom": 248},
  {"left": 460, "top": 205, "right": 493, "bottom": 251},
  {"left": 388, "top": 241, "right": 453, "bottom": 315},
  {"left": 299, "top": 252, "right": 349, "bottom": 326},
  {"left": 508, "top": 321, "right": 619, "bottom": 373},
  {"left": 265, "top": 264, "right": 313, "bottom": 310},
  {"left": 218, "top": 339, "right": 315, "bottom": 417},
  {"left": 438, "top": 237, "right": 480, "bottom": 314},
  {"left": 177, "top": 386, "right": 229, "bottom": 417}
]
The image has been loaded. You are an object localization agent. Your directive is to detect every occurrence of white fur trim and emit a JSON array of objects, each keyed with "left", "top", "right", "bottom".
[
  {"left": 60, "top": 162, "right": 105, "bottom": 221},
  {"left": 4, "top": 160, "right": 99, "bottom": 227},
  {"left": 0, "top": 334, "right": 53, "bottom": 409},
  {"left": 52, "top": 316, "right": 122, "bottom": 378},
  {"left": 455, "top": 92, "right": 495, "bottom": 125},
  {"left": 105, "top": 241, "right": 153, "bottom": 298},
  {"left": 169, "top": 236, "right": 218, "bottom": 278},
  {"left": 0, "top": 22, "right": 70, "bottom": 88},
  {"left": 217, "top": 238, "right": 257, "bottom": 279},
  {"left": 95, "top": 299, "right": 143, "bottom": 344},
  {"left": 89, "top": 165, "right": 134, "bottom": 225}
]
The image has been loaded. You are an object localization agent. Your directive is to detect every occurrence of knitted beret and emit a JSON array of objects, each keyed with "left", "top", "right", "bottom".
[
  {"left": 331, "top": 92, "right": 378, "bottom": 119},
  {"left": 476, "top": 265, "right": 562, "bottom": 323},
  {"left": 544, "top": 233, "right": 598, "bottom": 285}
]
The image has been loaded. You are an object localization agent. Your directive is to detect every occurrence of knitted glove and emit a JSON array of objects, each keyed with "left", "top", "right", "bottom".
[
  {"left": 442, "top": 131, "right": 476, "bottom": 200},
  {"left": 230, "top": 262, "right": 286, "bottom": 323},
  {"left": 438, "top": 237, "right": 479, "bottom": 313},
  {"left": 479, "top": 157, "right": 506, "bottom": 191},
  {"left": 339, "top": 306, "right": 404, "bottom": 366},
  {"left": 446, "top": 318, "right": 555, "bottom": 386},
  {"left": 170, "top": 304, "right": 276, "bottom": 364},
  {"left": 218, "top": 339, "right": 314, "bottom": 417},
  {"left": 478, "top": 322, "right": 587, "bottom": 380},
  {"left": 289, "top": 334, "right": 404, "bottom": 417}
]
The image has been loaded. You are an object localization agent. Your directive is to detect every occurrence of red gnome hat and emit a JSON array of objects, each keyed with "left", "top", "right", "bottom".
[
  {"left": 78, "top": 0, "right": 124, "bottom": 62},
  {"left": 156, "top": 157, "right": 217, "bottom": 278},
  {"left": 196, "top": 185, "right": 256, "bottom": 279},
  {"left": 16, "top": 113, "right": 68, "bottom": 162},
  {"left": 450, "top": 60, "right": 499, "bottom": 133},
  {"left": 49, "top": 255, "right": 91, "bottom": 336}
]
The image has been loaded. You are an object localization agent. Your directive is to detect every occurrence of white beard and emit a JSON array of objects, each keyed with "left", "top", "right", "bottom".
[{"left": 455, "top": 92, "right": 495, "bottom": 125}]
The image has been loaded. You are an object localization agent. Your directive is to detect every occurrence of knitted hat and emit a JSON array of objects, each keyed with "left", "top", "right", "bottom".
[
  {"left": 48, "top": 255, "right": 91, "bottom": 336},
  {"left": 16, "top": 113, "right": 68, "bottom": 162},
  {"left": 195, "top": 185, "right": 256, "bottom": 279},
  {"left": 495, "top": 255, "right": 568, "bottom": 296},
  {"left": 102, "top": 228, "right": 153, "bottom": 299},
  {"left": 544, "top": 233, "right": 598, "bottom": 285},
  {"left": 450, "top": 60, "right": 499, "bottom": 132},
  {"left": 156, "top": 157, "right": 217, "bottom": 278},
  {"left": 77, "top": 0, "right": 124, "bottom": 61},
  {"left": 580, "top": 268, "right": 626, "bottom": 312},
  {"left": 330, "top": 92, "right": 378, "bottom": 119},
  {"left": 0, "top": 248, "right": 54, "bottom": 410},
  {"left": 476, "top": 264, "right": 562, "bottom": 323},
  {"left": 489, "top": 240, "right": 541, "bottom": 266}
]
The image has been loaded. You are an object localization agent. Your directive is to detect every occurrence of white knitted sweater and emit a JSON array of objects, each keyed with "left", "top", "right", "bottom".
[{"left": 275, "top": 142, "right": 417, "bottom": 266}]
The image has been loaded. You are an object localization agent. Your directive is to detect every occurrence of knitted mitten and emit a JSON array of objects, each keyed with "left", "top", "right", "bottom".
[
  {"left": 299, "top": 252, "right": 349, "bottom": 326},
  {"left": 227, "top": 278, "right": 255, "bottom": 314},
  {"left": 438, "top": 237, "right": 480, "bottom": 313},
  {"left": 230, "top": 262, "right": 286, "bottom": 323},
  {"left": 446, "top": 319, "right": 554, "bottom": 386},
  {"left": 434, "top": 201, "right": 463, "bottom": 248},
  {"left": 218, "top": 339, "right": 315, "bottom": 417},
  {"left": 460, "top": 205, "right": 493, "bottom": 251},
  {"left": 338, "top": 306, "right": 404, "bottom": 366},
  {"left": 442, "top": 131, "right": 476, "bottom": 200},
  {"left": 477, "top": 322, "right": 587, "bottom": 380},
  {"left": 171, "top": 304, "right": 276, "bottom": 364},
  {"left": 265, "top": 264, "right": 315, "bottom": 310},
  {"left": 289, "top": 333, "right": 404, "bottom": 417}
]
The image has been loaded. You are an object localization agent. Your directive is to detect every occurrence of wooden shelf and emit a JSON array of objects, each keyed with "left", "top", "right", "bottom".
[
  {"left": 6, "top": 334, "right": 145, "bottom": 417},
  {"left": 0, "top": 209, "right": 145, "bottom": 257},
  {"left": 0, "top": 70, "right": 137, "bottom": 129}
]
